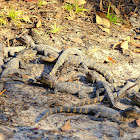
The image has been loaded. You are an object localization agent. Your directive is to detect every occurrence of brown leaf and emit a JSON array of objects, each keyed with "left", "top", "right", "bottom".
[
  {"left": 72, "top": 38, "right": 83, "bottom": 44},
  {"left": 121, "top": 41, "right": 129, "bottom": 50},
  {"left": 0, "top": 89, "right": 6, "bottom": 96},
  {"left": 136, "top": 118, "right": 140, "bottom": 127},
  {"left": 96, "top": 11, "right": 110, "bottom": 28},
  {"left": 106, "top": 57, "right": 117, "bottom": 63},
  {"left": 98, "top": 25, "right": 110, "bottom": 34},
  {"left": 110, "top": 4, "right": 120, "bottom": 16},
  {"left": 100, "top": 0, "right": 104, "bottom": 11},
  {"left": 60, "top": 119, "right": 71, "bottom": 132},
  {"left": 36, "top": 19, "right": 42, "bottom": 28}
]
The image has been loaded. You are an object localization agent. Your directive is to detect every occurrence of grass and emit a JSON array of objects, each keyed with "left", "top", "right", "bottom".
[
  {"left": 38, "top": 0, "right": 47, "bottom": 6},
  {"left": 63, "top": 1, "right": 88, "bottom": 14},
  {"left": 50, "top": 22, "right": 63, "bottom": 34},
  {"left": 8, "top": 8, "right": 22, "bottom": 20},
  {"left": 106, "top": 4, "right": 121, "bottom": 25}
]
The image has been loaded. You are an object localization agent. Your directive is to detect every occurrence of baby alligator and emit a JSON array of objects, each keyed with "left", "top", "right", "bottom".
[
  {"left": 35, "top": 105, "right": 140, "bottom": 124},
  {"left": 36, "top": 73, "right": 96, "bottom": 98}
]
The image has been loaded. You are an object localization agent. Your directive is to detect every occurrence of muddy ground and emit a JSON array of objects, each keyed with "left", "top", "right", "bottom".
[{"left": 0, "top": 0, "right": 140, "bottom": 139}]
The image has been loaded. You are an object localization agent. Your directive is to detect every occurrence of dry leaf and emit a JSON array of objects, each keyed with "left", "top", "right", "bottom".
[
  {"left": 36, "top": 19, "right": 42, "bottom": 28},
  {"left": 72, "top": 38, "right": 83, "bottom": 44},
  {"left": 96, "top": 11, "right": 110, "bottom": 33},
  {"left": 124, "top": 36, "right": 130, "bottom": 42},
  {"left": 98, "top": 25, "right": 110, "bottom": 34},
  {"left": 96, "top": 11, "right": 110, "bottom": 28},
  {"left": 0, "top": 89, "right": 6, "bottom": 96},
  {"left": 121, "top": 41, "right": 129, "bottom": 50},
  {"left": 110, "top": 4, "right": 120, "bottom": 16},
  {"left": 112, "top": 41, "right": 121, "bottom": 49},
  {"left": 136, "top": 118, "right": 140, "bottom": 127},
  {"left": 60, "top": 119, "right": 71, "bottom": 132},
  {"left": 100, "top": 0, "right": 104, "bottom": 11},
  {"left": 64, "top": 0, "right": 86, "bottom": 6},
  {"left": 22, "top": 15, "right": 32, "bottom": 23},
  {"left": 106, "top": 57, "right": 116, "bottom": 63}
]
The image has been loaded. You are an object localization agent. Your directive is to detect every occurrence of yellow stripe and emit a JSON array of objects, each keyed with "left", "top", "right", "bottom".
[
  {"left": 94, "top": 97, "right": 97, "bottom": 104},
  {"left": 55, "top": 107, "right": 57, "bottom": 113},
  {"left": 85, "top": 108, "right": 88, "bottom": 114},
  {"left": 73, "top": 108, "right": 76, "bottom": 113},
  {"left": 83, "top": 100, "right": 85, "bottom": 106},
  {"left": 60, "top": 107, "right": 64, "bottom": 112},
  {"left": 50, "top": 108, "right": 52, "bottom": 115},
  {"left": 79, "top": 108, "right": 82, "bottom": 113},
  {"left": 104, "top": 72, "right": 107, "bottom": 76},
  {"left": 88, "top": 99, "right": 90, "bottom": 105},
  {"left": 67, "top": 108, "right": 70, "bottom": 112},
  {"left": 46, "top": 112, "right": 49, "bottom": 117},
  {"left": 100, "top": 67, "right": 104, "bottom": 73},
  {"left": 109, "top": 76, "right": 112, "bottom": 83},
  {"left": 94, "top": 63, "right": 97, "bottom": 69}
]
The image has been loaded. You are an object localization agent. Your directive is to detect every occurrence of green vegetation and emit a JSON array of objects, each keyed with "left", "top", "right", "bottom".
[
  {"left": 0, "top": 7, "right": 23, "bottom": 26},
  {"left": 106, "top": 4, "right": 121, "bottom": 25},
  {"left": 64, "top": 2, "right": 74, "bottom": 12},
  {"left": 38, "top": 0, "right": 47, "bottom": 6},
  {"left": 63, "top": 1, "right": 88, "bottom": 14},
  {"left": 8, "top": 8, "right": 22, "bottom": 20},
  {"left": 50, "top": 22, "right": 63, "bottom": 34}
]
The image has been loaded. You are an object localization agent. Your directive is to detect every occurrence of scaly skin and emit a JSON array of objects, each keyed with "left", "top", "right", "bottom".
[
  {"left": 74, "top": 96, "right": 105, "bottom": 107},
  {"left": 49, "top": 48, "right": 115, "bottom": 84},
  {"left": 127, "top": 92, "right": 140, "bottom": 107},
  {"left": 35, "top": 105, "right": 124, "bottom": 123},
  {"left": 86, "top": 71, "right": 117, "bottom": 107},
  {"left": 1, "top": 49, "right": 37, "bottom": 77},
  {"left": 49, "top": 48, "right": 85, "bottom": 76},
  {"left": 66, "top": 55, "right": 115, "bottom": 84},
  {"left": 115, "top": 81, "right": 138, "bottom": 102},
  {"left": 36, "top": 73, "right": 96, "bottom": 98}
]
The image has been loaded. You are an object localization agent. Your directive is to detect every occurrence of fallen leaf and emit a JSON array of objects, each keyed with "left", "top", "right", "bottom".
[
  {"left": 64, "top": 0, "right": 86, "bottom": 6},
  {"left": 96, "top": 11, "right": 110, "bottom": 28},
  {"left": 0, "top": 89, "right": 6, "bottom": 96},
  {"left": 124, "top": 36, "right": 130, "bottom": 42},
  {"left": 106, "top": 57, "right": 117, "bottom": 63},
  {"left": 22, "top": 15, "right": 32, "bottom": 23},
  {"left": 98, "top": 25, "right": 110, "bottom": 34},
  {"left": 72, "top": 38, "right": 83, "bottom": 44},
  {"left": 100, "top": 0, "right": 104, "bottom": 11},
  {"left": 110, "top": 4, "right": 120, "bottom": 16},
  {"left": 136, "top": 118, "right": 140, "bottom": 127},
  {"left": 121, "top": 41, "right": 129, "bottom": 50},
  {"left": 36, "top": 19, "right": 42, "bottom": 28},
  {"left": 112, "top": 41, "right": 121, "bottom": 49},
  {"left": 60, "top": 119, "right": 71, "bottom": 132}
]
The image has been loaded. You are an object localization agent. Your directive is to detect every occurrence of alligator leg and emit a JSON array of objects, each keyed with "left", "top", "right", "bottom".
[{"left": 90, "top": 112, "right": 106, "bottom": 121}]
